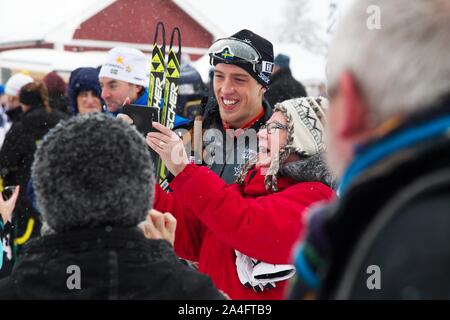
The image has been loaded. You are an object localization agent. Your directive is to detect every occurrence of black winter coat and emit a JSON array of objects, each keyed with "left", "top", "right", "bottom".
[
  {"left": 0, "top": 106, "right": 67, "bottom": 188},
  {"left": 316, "top": 103, "right": 450, "bottom": 299},
  {"left": 321, "top": 133, "right": 450, "bottom": 299},
  {"left": 264, "top": 68, "right": 307, "bottom": 107},
  {"left": 0, "top": 106, "right": 68, "bottom": 278},
  {"left": 0, "top": 227, "right": 225, "bottom": 299},
  {"left": 5, "top": 108, "right": 23, "bottom": 124}
]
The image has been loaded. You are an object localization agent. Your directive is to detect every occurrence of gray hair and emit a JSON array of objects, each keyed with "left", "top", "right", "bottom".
[
  {"left": 327, "top": 0, "right": 450, "bottom": 122},
  {"left": 32, "top": 113, "right": 155, "bottom": 233}
]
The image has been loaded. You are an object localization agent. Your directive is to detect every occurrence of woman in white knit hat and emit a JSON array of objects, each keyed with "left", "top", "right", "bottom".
[
  {"left": 147, "top": 97, "right": 335, "bottom": 300},
  {"left": 3, "top": 73, "right": 33, "bottom": 124}
]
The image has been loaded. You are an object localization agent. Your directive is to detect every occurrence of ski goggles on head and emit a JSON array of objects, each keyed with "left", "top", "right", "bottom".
[{"left": 208, "top": 37, "right": 270, "bottom": 74}]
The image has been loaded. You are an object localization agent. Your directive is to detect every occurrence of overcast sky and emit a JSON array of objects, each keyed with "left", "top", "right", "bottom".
[{"left": 184, "top": 0, "right": 329, "bottom": 43}]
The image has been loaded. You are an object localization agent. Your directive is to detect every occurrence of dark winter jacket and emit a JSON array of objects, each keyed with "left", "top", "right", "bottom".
[
  {"left": 5, "top": 107, "right": 22, "bottom": 124},
  {"left": 290, "top": 99, "right": 450, "bottom": 299},
  {"left": 198, "top": 96, "right": 273, "bottom": 184},
  {"left": 153, "top": 155, "right": 334, "bottom": 300},
  {"left": 264, "top": 68, "right": 307, "bottom": 107},
  {"left": 0, "top": 227, "right": 225, "bottom": 299},
  {"left": 0, "top": 106, "right": 67, "bottom": 188},
  {"left": 0, "top": 106, "right": 68, "bottom": 278},
  {"left": 48, "top": 94, "right": 70, "bottom": 115}
]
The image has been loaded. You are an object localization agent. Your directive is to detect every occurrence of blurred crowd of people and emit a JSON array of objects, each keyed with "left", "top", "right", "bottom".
[{"left": 0, "top": 0, "right": 449, "bottom": 300}]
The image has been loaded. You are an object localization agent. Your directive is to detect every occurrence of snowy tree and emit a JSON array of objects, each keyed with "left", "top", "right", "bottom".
[{"left": 277, "top": 0, "right": 327, "bottom": 55}]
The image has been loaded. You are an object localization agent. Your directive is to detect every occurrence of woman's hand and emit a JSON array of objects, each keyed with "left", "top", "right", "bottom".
[
  {"left": 139, "top": 209, "right": 177, "bottom": 247},
  {"left": 146, "top": 122, "right": 189, "bottom": 177},
  {"left": 0, "top": 186, "right": 19, "bottom": 225}
]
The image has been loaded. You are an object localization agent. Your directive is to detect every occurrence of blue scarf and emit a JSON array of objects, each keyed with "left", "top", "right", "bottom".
[{"left": 338, "top": 114, "right": 450, "bottom": 195}]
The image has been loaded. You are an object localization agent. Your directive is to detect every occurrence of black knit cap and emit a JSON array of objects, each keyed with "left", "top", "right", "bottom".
[
  {"left": 19, "top": 83, "right": 44, "bottom": 107},
  {"left": 213, "top": 29, "right": 274, "bottom": 88}
]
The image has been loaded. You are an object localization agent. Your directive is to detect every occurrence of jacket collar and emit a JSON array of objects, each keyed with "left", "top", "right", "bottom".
[
  {"left": 243, "top": 166, "right": 295, "bottom": 196},
  {"left": 133, "top": 87, "right": 148, "bottom": 106},
  {"left": 339, "top": 98, "right": 450, "bottom": 195},
  {"left": 21, "top": 226, "right": 172, "bottom": 258},
  {"left": 279, "top": 153, "right": 336, "bottom": 189}
]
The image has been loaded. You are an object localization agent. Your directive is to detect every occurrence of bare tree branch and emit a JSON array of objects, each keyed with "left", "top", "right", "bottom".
[{"left": 277, "top": 0, "right": 327, "bottom": 55}]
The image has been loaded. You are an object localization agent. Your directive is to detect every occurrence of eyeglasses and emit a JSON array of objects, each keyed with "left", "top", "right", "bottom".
[
  {"left": 208, "top": 37, "right": 270, "bottom": 74},
  {"left": 259, "top": 122, "right": 288, "bottom": 134}
]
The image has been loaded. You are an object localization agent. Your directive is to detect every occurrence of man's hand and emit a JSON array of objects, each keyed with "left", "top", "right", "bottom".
[
  {"left": 146, "top": 122, "right": 189, "bottom": 176},
  {"left": 0, "top": 186, "right": 19, "bottom": 225},
  {"left": 139, "top": 209, "right": 177, "bottom": 247},
  {"left": 117, "top": 97, "right": 133, "bottom": 124}
]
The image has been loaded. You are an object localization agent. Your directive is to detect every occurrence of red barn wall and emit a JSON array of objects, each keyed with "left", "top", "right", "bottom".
[{"left": 73, "top": 0, "right": 213, "bottom": 55}]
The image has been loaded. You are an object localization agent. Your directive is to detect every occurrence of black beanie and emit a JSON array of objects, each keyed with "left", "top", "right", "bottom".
[
  {"left": 213, "top": 29, "right": 274, "bottom": 88},
  {"left": 19, "top": 83, "right": 44, "bottom": 107},
  {"left": 31, "top": 113, "right": 155, "bottom": 233}
]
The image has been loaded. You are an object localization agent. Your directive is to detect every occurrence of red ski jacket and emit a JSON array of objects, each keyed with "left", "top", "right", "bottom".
[{"left": 153, "top": 164, "right": 334, "bottom": 299}]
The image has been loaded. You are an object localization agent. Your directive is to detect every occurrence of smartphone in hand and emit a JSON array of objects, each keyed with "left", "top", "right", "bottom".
[{"left": 122, "top": 104, "right": 160, "bottom": 136}]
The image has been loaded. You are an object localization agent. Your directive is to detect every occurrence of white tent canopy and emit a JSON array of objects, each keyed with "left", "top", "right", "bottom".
[{"left": 0, "top": 49, "right": 106, "bottom": 75}]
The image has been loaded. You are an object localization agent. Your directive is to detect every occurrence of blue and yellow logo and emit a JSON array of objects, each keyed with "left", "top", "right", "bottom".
[{"left": 219, "top": 47, "right": 234, "bottom": 61}]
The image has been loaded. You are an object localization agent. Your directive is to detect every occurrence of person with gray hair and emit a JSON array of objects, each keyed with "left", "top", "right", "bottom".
[
  {"left": 0, "top": 113, "right": 223, "bottom": 299},
  {"left": 289, "top": 0, "right": 450, "bottom": 299}
]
